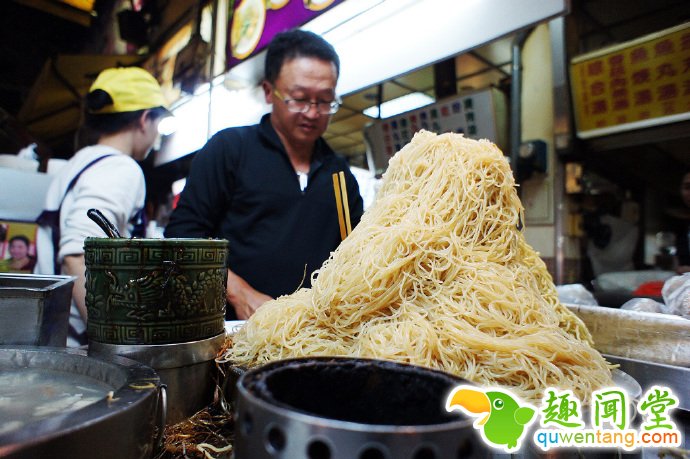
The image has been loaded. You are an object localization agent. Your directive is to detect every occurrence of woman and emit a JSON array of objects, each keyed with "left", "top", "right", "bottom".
[
  {"left": 35, "top": 66, "right": 168, "bottom": 346},
  {"left": 0, "top": 235, "right": 36, "bottom": 273}
]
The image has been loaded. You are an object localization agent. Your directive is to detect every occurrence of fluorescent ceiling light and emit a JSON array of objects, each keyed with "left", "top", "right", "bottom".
[
  {"left": 300, "top": 0, "right": 568, "bottom": 96},
  {"left": 363, "top": 92, "right": 434, "bottom": 119},
  {"left": 303, "top": 0, "right": 415, "bottom": 44},
  {"left": 155, "top": 83, "right": 269, "bottom": 166},
  {"left": 324, "top": 0, "right": 416, "bottom": 45},
  {"left": 302, "top": 0, "right": 386, "bottom": 35}
]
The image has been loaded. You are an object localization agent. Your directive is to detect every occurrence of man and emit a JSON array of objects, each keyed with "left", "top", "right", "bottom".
[
  {"left": 165, "top": 30, "right": 364, "bottom": 319},
  {"left": 35, "top": 67, "right": 168, "bottom": 346}
]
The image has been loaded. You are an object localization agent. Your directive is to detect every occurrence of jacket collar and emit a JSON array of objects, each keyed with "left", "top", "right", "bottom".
[{"left": 258, "top": 113, "right": 334, "bottom": 164}]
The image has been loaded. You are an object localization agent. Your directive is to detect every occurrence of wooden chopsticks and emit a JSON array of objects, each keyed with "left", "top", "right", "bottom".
[{"left": 332, "top": 171, "right": 352, "bottom": 240}]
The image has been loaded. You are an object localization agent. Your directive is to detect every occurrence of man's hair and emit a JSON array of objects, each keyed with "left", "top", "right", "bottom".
[{"left": 264, "top": 29, "right": 340, "bottom": 84}]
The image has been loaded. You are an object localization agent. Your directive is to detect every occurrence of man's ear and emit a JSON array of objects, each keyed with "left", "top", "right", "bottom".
[{"left": 262, "top": 81, "right": 273, "bottom": 104}]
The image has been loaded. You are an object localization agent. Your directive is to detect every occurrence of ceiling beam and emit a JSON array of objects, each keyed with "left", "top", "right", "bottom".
[
  {"left": 468, "top": 51, "right": 511, "bottom": 78},
  {"left": 12, "top": 0, "right": 94, "bottom": 27},
  {"left": 457, "top": 60, "right": 511, "bottom": 83}
]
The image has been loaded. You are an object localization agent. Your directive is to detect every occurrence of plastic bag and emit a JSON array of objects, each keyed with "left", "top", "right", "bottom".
[
  {"left": 556, "top": 284, "right": 598, "bottom": 305},
  {"left": 620, "top": 298, "right": 665, "bottom": 314},
  {"left": 661, "top": 274, "right": 690, "bottom": 319}
]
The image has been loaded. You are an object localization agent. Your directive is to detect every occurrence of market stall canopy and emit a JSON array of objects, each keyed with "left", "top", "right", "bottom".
[
  {"left": 12, "top": 0, "right": 96, "bottom": 27},
  {"left": 16, "top": 54, "right": 145, "bottom": 158}
]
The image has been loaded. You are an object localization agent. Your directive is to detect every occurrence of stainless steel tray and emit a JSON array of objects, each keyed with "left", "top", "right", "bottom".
[
  {"left": 605, "top": 354, "right": 690, "bottom": 412},
  {"left": 0, "top": 273, "right": 75, "bottom": 346}
]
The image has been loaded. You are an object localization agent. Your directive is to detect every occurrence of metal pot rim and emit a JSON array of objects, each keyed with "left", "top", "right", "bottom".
[
  {"left": 84, "top": 237, "right": 228, "bottom": 247},
  {"left": 88, "top": 332, "right": 227, "bottom": 369},
  {"left": 0, "top": 346, "right": 161, "bottom": 448},
  {"left": 236, "top": 356, "right": 475, "bottom": 432}
]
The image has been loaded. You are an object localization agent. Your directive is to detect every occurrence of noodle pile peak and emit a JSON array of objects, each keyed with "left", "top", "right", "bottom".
[{"left": 222, "top": 131, "right": 612, "bottom": 402}]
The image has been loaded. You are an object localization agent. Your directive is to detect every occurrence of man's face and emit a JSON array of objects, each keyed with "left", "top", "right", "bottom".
[
  {"left": 681, "top": 173, "right": 690, "bottom": 209},
  {"left": 265, "top": 56, "right": 338, "bottom": 147}
]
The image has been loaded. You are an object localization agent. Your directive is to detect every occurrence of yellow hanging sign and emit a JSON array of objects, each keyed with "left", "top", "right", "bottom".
[{"left": 570, "top": 22, "right": 690, "bottom": 138}]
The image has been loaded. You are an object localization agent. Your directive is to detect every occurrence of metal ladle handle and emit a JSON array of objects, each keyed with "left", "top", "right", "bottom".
[
  {"left": 87, "top": 208, "right": 122, "bottom": 238},
  {"left": 153, "top": 384, "right": 168, "bottom": 453}
]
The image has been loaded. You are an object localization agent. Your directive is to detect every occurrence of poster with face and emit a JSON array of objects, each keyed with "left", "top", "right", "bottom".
[{"left": 0, "top": 221, "right": 38, "bottom": 273}]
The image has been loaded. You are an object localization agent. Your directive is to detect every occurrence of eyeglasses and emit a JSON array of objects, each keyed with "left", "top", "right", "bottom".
[{"left": 273, "top": 89, "right": 340, "bottom": 115}]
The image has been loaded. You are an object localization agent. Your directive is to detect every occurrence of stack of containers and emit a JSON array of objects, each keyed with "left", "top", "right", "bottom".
[{"left": 85, "top": 237, "right": 229, "bottom": 424}]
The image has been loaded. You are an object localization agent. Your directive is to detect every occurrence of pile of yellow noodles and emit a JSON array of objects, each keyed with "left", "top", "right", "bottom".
[{"left": 221, "top": 131, "right": 612, "bottom": 402}]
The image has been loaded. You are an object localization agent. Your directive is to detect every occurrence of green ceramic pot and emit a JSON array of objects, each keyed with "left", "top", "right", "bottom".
[{"left": 84, "top": 238, "right": 228, "bottom": 345}]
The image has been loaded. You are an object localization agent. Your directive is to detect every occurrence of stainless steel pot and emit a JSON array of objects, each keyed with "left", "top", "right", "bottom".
[
  {"left": 89, "top": 332, "right": 225, "bottom": 425},
  {"left": 233, "top": 357, "right": 486, "bottom": 459},
  {"left": 0, "top": 346, "right": 164, "bottom": 459}
]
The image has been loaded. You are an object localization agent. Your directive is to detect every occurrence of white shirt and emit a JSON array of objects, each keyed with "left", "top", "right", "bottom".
[{"left": 35, "top": 144, "right": 146, "bottom": 346}]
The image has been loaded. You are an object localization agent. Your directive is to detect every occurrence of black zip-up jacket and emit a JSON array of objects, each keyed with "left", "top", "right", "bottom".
[{"left": 165, "top": 114, "right": 364, "bottom": 301}]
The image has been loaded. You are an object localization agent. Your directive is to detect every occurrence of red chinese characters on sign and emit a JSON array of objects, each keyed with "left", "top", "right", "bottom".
[
  {"left": 613, "top": 98, "right": 630, "bottom": 111},
  {"left": 682, "top": 33, "right": 690, "bottom": 50},
  {"left": 683, "top": 57, "right": 690, "bottom": 73},
  {"left": 608, "top": 54, "right": 628, "bottom": 112},
  {"left": 587, "top": 61, "right": 604, "bottom": 76},
  {"left": 634, "top": 89, "right": 653, "bottom": 106},
  {"left": 657, "top": 63, "right": 677, "bottom": 79},
  {"left": 609, "top": 54, "right": 624, "bottom": 66},
  {"left": 630, "top": 47, "right": 649, "bottom": 64},
  {"left": 610, "top": 78, "right": 626, "bottom": 90},
  {"left": 657, "top": 83, "right": 678, "bottom": 100},
  {"left": 609, "top": 65, "right": 626, "bottom": 78},
  {"left": 654, "top": 39, "right": 674, "bottom": 56},
  {"left": 571, "top": 23, "right": 690, "bottom": 134},
  {"left": 591, "top": 81, "right": 605, "bottom": 96},
  {"left": 632, "top": 69, "right": 651, "bottom": 85},
  {"left": 662, "top": 101, "right": 676, "bottom": 114},
  {"left": 591, "top": 100, "right": 607, "bottom": 115}
]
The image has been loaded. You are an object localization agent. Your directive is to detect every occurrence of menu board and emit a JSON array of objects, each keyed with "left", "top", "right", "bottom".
[
  {"left": 570, "top": 22, "right": 690, "bottom": 138},
  {"left": 364, "top": 88, "right": 507, "bottom": 174},
  {"left": 227, "top": 0, "right": 344, "bottom": 70}
]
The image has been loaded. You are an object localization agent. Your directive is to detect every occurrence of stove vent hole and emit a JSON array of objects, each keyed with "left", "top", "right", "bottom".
[
  {"left": 413, "top": 446, "right": 437, "bottom": 459},
  {"left": 266, "top": 425, "right": 286, "bottom": 452},
  {"left": 359, "top": 445, "right": 387, "bottom": 459},
  {"left": 307, "top": 439, "right": 331, "bottom": 459}
]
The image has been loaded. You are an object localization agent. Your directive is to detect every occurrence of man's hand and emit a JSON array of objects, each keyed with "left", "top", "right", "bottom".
[{"left": 226, "top": 269, "right": 273, "bottom": 319}]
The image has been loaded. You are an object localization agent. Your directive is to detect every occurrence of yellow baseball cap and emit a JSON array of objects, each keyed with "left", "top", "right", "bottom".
[{"left": 88, "top": 67, "right": 168, "bottom": 114}]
